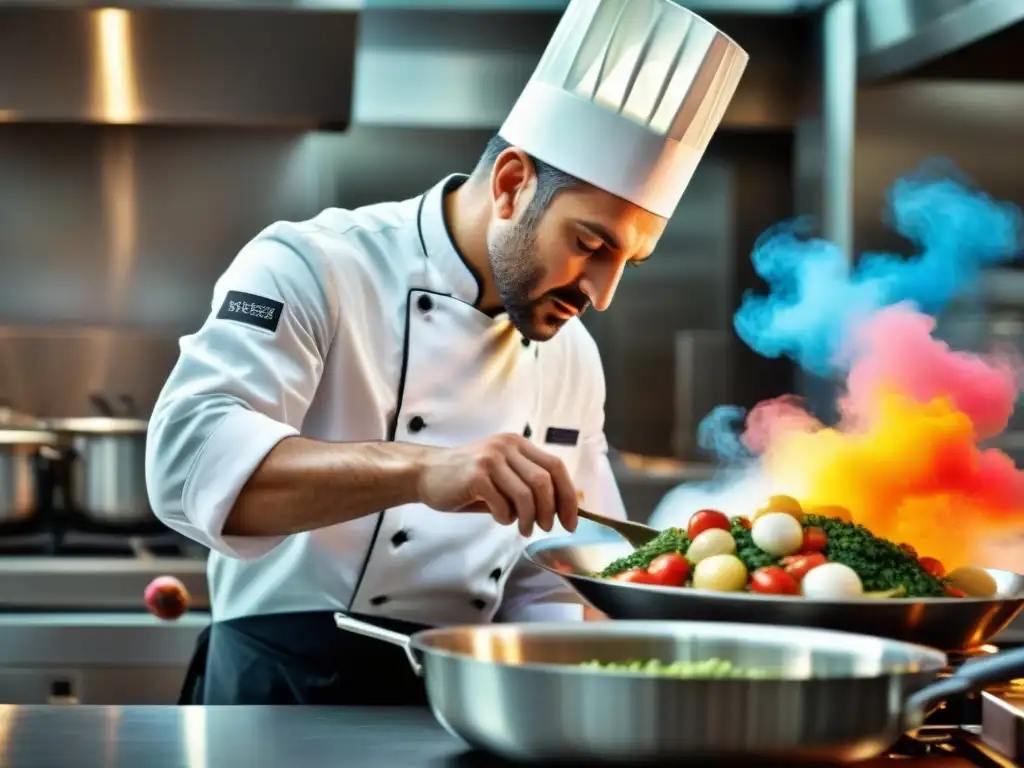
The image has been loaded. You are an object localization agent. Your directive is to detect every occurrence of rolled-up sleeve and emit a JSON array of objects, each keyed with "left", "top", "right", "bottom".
[
  {"left": 146, "top": 224, "right": 337, "bottom": 560},
  {"left": 497, "top": 342, "right": 623, "bottom": 623}
]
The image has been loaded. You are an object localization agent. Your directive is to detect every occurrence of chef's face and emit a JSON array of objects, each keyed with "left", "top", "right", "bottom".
[{"left": 486, "top": 150, "right": 666, "bottom": 341}]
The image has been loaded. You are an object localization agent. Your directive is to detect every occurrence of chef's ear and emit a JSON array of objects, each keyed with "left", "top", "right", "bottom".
[{"left": 490, "top": 147, "right": 538, "bottom": 221}]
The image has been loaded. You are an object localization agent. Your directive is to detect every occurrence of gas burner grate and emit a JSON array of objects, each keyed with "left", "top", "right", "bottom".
[
  {"left": 56, "top": 528, "right": 196, "bottom": 558},
  {"left": 946, "top": 645, "right": 1003, "bottom": 671}
]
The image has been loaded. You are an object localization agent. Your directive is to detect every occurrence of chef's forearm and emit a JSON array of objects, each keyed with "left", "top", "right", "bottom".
[{"left": 223, "top": 436, "right": 428, "bottom": 537}]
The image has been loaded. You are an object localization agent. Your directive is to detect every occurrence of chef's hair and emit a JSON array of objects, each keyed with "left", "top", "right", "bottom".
[{"left": 475, "top": 134, "right": 583, "bottom": 227}]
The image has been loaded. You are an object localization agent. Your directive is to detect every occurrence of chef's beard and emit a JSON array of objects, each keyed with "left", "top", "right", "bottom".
[{"left": 487, "top": 219, "right": 590, "bottom": 341}]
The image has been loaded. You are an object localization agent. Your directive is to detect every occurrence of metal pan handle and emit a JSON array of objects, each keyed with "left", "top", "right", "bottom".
[
  {"left": 904, "top": 645, "right": 1024, "bottom": 729},
  {"left": 333, "top": 613, "right": 423, "bottom": 677}
]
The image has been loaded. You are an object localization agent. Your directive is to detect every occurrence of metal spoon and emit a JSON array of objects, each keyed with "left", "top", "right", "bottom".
[{"left": 577, "top": 508, "right": 660, "bottom": 548}]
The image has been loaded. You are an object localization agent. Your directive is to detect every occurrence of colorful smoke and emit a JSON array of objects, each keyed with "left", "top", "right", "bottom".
[
  {"left": 734, "top": 161, "right": 1021, "bottom": 377},
  {"left": 665, "top": 162, "right": 1024, "bottom": 570}
]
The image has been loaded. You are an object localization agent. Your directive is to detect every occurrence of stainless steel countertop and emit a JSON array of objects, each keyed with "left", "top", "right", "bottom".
[
  {"left": 0, "top": 704, "right": 986, "bottom": 767},
  {"left": 0, "top": 705, "right": 482, "bottom": 767}
]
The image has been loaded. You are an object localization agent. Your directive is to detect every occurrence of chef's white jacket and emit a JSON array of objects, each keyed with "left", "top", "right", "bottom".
[{"left": 146, "top": 174, "right": 627, "bottom": 626}]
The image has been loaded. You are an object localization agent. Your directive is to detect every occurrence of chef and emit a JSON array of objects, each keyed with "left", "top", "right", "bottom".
[{"left": 146, "top": 0, "right": 747, "bottom": 706}]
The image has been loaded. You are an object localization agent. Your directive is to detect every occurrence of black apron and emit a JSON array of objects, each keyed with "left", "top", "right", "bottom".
[{"left": 178, "top": 611, "right": 431, "bottom": 706}]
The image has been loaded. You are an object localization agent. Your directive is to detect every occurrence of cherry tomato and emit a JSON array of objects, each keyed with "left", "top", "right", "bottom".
[
  {"left": 733, "top": 516, "right": 752, "bottom": 530},
  {"left": 687, "top": 509, "right": 731, "bottom": 540},
  {"left": 898, "top": 543, "right": 918, "bottom": 558},
  {"left": 781, "top": 552, "right": 828, "bottom": 582},
  {"left": 918, "top": 557, "right": 946, "bottom": 578},
  {"left": 647, "top": 553, "right": 691, "bottom": 587},
  {"left": 944, "top": 584, "right": 967, "bottom": 598},
  {"left": 614, "top": 569, "right": 656, "bottom": 585},
  {"left": 802, "top": 527, "right": 828, "bottom": 553},
  {"left": 750, "top": 566, "right": 801, "bottom": 595}
]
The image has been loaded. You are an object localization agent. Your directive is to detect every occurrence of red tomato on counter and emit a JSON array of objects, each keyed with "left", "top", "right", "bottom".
[
  {"left": 919, "top": 557, "right": 945, "bottom": 578},
  {"left": 781, "top": 552, "right": 828, "bottom": 582},
  {"left": 801, "top": 526, "right": 827, "bottom": 553},
  {"left": 614, "top": 569, "right": 656, "bottom": 585},
  {"left": 687, "top": 510, "right": 731, "bottom": 540},
  {"left": 944, "top": 585, "right": 967, "bottom": 598},
  {"left": 750, "top": 566, "right": 801, "bottom": 595},
  {"left": 647, "top": 553, "right": 691, "bottom": 587}
]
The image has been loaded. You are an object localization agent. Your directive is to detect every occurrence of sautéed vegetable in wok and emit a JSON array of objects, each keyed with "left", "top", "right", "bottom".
[{"left": 597, "top": 496, "right": 998, "bottom": 600}]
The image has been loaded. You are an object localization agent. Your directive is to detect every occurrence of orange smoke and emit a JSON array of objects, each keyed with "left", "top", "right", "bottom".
[{"left": 745, "top": 304, "right": 1024, "bottom": 569}]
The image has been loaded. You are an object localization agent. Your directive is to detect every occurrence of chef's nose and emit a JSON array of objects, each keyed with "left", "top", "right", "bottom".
[{"left": 579, "top": 258, "right": 627, "bottom": 312}]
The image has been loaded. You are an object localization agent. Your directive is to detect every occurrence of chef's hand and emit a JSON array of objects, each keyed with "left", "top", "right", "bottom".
[{"left": 417, "top": 433, "right": 579, "bottom": 536}]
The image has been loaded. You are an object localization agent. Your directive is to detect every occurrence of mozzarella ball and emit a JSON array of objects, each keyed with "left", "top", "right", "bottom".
[
  {"left": 947, "top": 566, "right": 998, "bottom": 598},
  {"left": 751, "top": 513, "right": 804, "bottom": 557},
  {"left": 692, "top": 554, "right": 748, "bottom": 592},
  {"left": 801, "top": 563, "right": 864, "bottom": 599},
  {"left": 687, "top": 528, "right": 737, "bottom": 564}
]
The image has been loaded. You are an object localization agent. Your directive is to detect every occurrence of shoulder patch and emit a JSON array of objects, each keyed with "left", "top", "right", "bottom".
[{"left": 216, "top": 290, "right": 284, "bottom": 333}]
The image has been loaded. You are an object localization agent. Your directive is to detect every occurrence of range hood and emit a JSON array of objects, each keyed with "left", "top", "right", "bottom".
[
  {"left": 858, "top": 0, "right": 1024, "bottom": 81},
  {"left": 0, "top": 2, "right": 362, "bottom": 129}
]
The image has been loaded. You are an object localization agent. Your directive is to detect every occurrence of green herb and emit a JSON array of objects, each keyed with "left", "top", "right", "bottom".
[
  {"left": 730, "top": 519, "right": 782, "bottom": 572},
  {"left": 805, "top": 514, "right": 946, "bottom": 597},
  {"left": 579, "top": 658, "right": 770, "bottom": 679},
  {"left": 597, "top": 527, "right": 689, "bottom": 577}
]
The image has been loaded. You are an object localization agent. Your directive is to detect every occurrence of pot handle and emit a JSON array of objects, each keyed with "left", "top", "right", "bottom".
[
  {"left": 90, "top": 393, "right": 116, "bottom": 418},
  {"left": 333, "top": 613, "right": 423, "bottom": 677},
  {"left": 904, "top": 645, "right": 1024, "bottom": 730}
]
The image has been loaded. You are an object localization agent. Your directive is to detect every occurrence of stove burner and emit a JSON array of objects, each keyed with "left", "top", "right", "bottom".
[
  {"left": 948, "top": 645, "right": 1002, "bottom": 670},
  {"left": 0, "top": 531, "right": 56, "bottom": 556},
  {"left": 58, "top": 529, "right": 195, "bottom": 558},
  {"left": 0, "top": 514, "right": 200, "bottom": 558}
]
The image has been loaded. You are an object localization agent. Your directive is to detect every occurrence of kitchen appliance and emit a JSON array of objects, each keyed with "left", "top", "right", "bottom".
[
  {"left": 333, "top": 615, "right": 1024, "bottom": 763},
  {"left": 524, "top": 539, "right": 1024, "bottom": 653},
  {"left": 0, "top": 428, "right": 60, "bottom": 527},
  {"left": 673, "top": 330, "right": 731, "bottom": 461},
  {"left": 44, "top": 394, "right": 152, "bottom": 527}
]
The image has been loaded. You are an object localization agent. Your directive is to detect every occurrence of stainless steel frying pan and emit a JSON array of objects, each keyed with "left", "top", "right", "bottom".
[
  {"left": 524, "top": 538, "right": 1024, "bottom": 653},
  {"left": 334, "top": 613, "right": 1024, "bottom": 763}
]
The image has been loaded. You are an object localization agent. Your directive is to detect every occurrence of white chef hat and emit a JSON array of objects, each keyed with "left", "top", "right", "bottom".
[{"left": 499, "top": 0, "right": 749, "bottom": 219}]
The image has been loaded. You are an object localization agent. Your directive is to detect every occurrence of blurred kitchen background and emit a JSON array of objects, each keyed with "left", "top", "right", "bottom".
[{"left": 0, "top": 0, "right": 1022, "bottom": 703}]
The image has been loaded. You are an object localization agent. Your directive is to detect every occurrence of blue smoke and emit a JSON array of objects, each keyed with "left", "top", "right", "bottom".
[
  {"left": 697, "top": 405, "right": 754, "bottom": 462},
  {"left": 734, "top": 160, "right": 1021, "bottom": 377},
  {"left": 698, "top": 160, "right": 1022, "bottom": 463}
]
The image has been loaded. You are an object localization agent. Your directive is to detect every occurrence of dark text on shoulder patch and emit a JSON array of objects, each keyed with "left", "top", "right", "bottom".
[
  {"left": 216, "top": 290, "right": 284, "bottom": 333},
  {"left": 545, "top": 427, "right": 580, "bottom": 446}
]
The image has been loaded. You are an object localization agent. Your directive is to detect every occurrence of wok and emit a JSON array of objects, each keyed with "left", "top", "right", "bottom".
[
  {"left": 334, "top": 613, "right": 1024, "bottom": 763},
  {"left": 524, "top": 538, "right": 1024, "bottom": 653}
]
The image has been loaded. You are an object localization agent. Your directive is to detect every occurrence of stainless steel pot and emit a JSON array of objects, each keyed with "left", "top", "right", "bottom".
[
  {"left": 44, "top": 417, "right": 152, "bottom": 525},
  {"left": 0, "top": 428, "right": 60, "bottom": 524},
  {"left": 334, "top": 615, "right": 1024, "bottom": 763}
]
